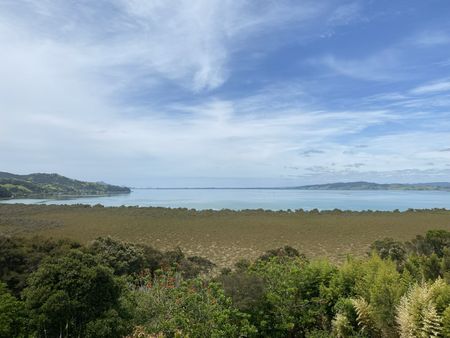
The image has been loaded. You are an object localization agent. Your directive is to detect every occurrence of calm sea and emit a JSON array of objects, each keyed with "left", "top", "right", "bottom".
[{"left": 2, "top": 189, "right": 450, "bottom": 211}]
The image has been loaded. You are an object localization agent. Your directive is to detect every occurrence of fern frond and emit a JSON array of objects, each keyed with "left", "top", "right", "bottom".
[
  {"left": 332, "top": 313, "right": 352, "bottom": 338},
  {"left": 396, "top": 280, "right": 443, "bottom": 337},
  {"left": 351, "top": 298, "right": 378, "bottom": 335}
]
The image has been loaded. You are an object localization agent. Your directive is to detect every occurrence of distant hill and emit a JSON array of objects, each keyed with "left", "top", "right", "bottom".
[
  {"left": 0, "top": 172, "right": 130, "bottom": 198},
  {"left": 295, "top": 181, "right": 450, "bottom": 191}
]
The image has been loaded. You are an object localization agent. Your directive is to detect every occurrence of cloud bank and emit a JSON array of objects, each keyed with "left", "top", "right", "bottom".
[{"left": 0, "top": 0, "right": 449, "bottom": 186}]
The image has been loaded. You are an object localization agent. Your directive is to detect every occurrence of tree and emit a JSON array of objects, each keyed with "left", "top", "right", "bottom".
[
  {"left": 258, "top": 245, "right": 303, "bottom": 262},
  {"left": 231, "top": 256, "right": 337, "bottom": 337},
  {"left": 369, "top": 238, "right": 407, "bottom": 268},
  {"left": 0, "top": 186, "right": 11, "bottom": 198},
  {"left": 88, "top": 237, "right": 146, "bottom": 276},
  {"left": 354, "top": 255, "right": 408, "bottom": 336},
  {"left": 88, "top": 237, "right": 215, "bottom": 280},
  {"left": 406, "top": 230, "right": 450, "bottom": 257},
  {"left": 0, "top": 282, "right": 27, "bottom": 338},
  {"left": 23, "top": 250, "right": 133, "bottom": 338},
  {"left": 133, "top": 271, "right": 255, "bottom": 337},
  {"left": 0, "top": 235, "right": 80, "bottom": 295}
]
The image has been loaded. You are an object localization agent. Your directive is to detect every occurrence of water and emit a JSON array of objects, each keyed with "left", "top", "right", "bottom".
[{"left": 2, "top": 188, "right": 450, "bottom": 211}]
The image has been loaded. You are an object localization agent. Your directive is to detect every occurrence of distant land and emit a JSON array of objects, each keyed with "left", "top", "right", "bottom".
[
  {"left": 294, "top": 181, "right": 450, "bottom": 191},
  {"left": 142, "top": 181, "right": 450, "bottom": 191},
  {"left": 0, "top": 172, "right": 130, "bottom": 198}
]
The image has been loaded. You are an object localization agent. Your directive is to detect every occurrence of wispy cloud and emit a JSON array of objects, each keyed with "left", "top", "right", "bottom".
[
  {"left": 414, "top": 30, "right": 450, "bottom": 46},
  {"left": 317, "top": 49, "right": 402, "bottom": 81},
  {"left": 410, "top": 79, "right": 450, "bottom": 95},
  {"left": 0, "top": 0, "right": 449, "bottom": 185}
]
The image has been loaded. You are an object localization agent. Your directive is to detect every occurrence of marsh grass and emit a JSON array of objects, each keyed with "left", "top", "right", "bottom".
[{"left": 1, "top": 204, "right": 450, "bottom": 267}]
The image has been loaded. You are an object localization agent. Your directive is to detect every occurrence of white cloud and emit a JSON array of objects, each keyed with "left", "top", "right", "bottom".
[
  {"left": 414, "top": 30, "right": 450, "bottom": 46},
  {"left": 1, "top": 1, "right": 449, "bottom": 185},
  {"left": 410, "top": 80, "right": 450, "bottom": 95},
  {"left": 318, "top": 49, "right": 401, "bottom": 81},
  {"left": 0, "top": 0, "right": 349, "bottom": 93}
]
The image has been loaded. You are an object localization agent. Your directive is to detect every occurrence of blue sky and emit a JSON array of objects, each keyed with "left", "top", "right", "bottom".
[{"left": 1, "top": 0, "right": 450, "bottom": 187}]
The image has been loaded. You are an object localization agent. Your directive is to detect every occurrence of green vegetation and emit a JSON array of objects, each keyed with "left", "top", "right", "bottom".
[
  {"left": 0, "top": 230, "right": 448, "bottom": 337},
  {"left": 1, "top": 204, "right": 450, "bottom": 267},
  {"left": 0, "top": 172, "right": 130, "bottom": 198},
  {"left": 0, "top": 186, "right": 11, "bottom": 198},
  {"left": 295, "top": 181, "right": 450, "bottom": 191}
]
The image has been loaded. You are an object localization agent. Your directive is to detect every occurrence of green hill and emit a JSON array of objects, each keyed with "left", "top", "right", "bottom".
[
  {"left": 295, "top": 181, "right": 450, "bottom": 191},
  {"left": 0, "top": 172, "right": 130, "bottom": 198}
]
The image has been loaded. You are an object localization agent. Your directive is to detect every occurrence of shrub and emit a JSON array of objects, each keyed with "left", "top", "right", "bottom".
[
  {"left": 133, "top": 271, "right": 255, "bottom": 337},
  {"left": 0, "top": 282, "right": 28, "bottom": 338},
  {"left": 396, "top": 279, "right": 447, "bottom": 337},
  {"left": 23, "top": 250, "right": 133, "bottom": 337}
]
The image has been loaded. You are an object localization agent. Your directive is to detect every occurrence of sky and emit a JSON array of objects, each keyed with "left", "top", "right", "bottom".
[{"left": 1, "top": 0, "right": 450, "bottom": 187}]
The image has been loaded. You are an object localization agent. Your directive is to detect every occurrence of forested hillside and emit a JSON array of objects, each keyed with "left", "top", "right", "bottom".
[{"left": 0, "top": 172, "right": 130, "bottom": 198}]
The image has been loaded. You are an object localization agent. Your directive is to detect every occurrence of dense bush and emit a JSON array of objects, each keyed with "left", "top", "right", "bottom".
[
  {"left": 0, "top": 281, "right": 27, "bottom": 338},
  {"left": 0, "top": 229, "right": 448, "bottom": 337},
  {"left": 132, "top": 271, "right": 255, "bottom": 337},
  {"left": 88, "top": 237, "right": 215, "bottom": 280},
  {"left": 0, "top": 235, "right": 80, "bottom": 295},
  {"left": 23, "top": 250, "right": 133, "bottom": 338},
  {"left": 0, "top": 186, "right": 11, "bottom": 198}
]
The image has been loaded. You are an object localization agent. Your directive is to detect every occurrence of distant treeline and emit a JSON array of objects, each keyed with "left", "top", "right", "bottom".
[
  {"left": 3, "top": 202, "right": 450, "bottom": 213},
  {"left": 0, "top": 230, "right": 449, "bottom": 337}
]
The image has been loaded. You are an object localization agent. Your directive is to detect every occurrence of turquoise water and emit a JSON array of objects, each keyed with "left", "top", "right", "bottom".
[{"left": 2, "top": 189, "right": 450, "bottom": 211}]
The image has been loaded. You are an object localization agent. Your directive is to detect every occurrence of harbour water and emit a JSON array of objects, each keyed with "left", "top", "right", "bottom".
[{"left": 2, "top": 188, "right": 450, "bottom": 211}]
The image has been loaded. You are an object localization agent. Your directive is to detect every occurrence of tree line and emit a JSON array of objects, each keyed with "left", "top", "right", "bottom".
[{"left": 0, "top": 230, "right": 449, "bottom": 337}]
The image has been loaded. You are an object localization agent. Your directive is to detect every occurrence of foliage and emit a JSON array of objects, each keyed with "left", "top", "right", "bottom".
[
  {"left": 1, "top": 203, "right": 449, "bottom": 268},
  {"left": 89, "top": 237, "right": 215, "bottom": 280},
  {"left": 396, "top": 279, "right": 447, "bottom": 337},
  {"left": 351, "top": 298, "right": 380, "bottom": 337},
  {"left": 354, "top": 255, "right": 407, "bottom": 335},
  {"left": 0, "top": 282, "right": 27, "bottom": 338},
  {"left": 442, "top": 305, "right": 450, "bottom": 337},
  {"left": 0, "top": 186, "right": 11, "bottom": 198},
  {"left": 257, "top": 245, "right": 304, "bottom": 261},
  {"left": 133, "top": 271, "right": 255, "bottom": 337},
  {"left": 406, "top": 229, "right": 450, "bottom": 257},
  {"left": 220, "top": 255, "right": 337, "bottom": 337},
  {"left": 88, "top": 237, "right": 147, "bottom": 276},
  {"left": 22, "top": 250, "right": 133, "bottom": 337},
  {"left": 332, "top": 312, "right": 354, "bottom": 338},
  {"left": 217, "top": 271, "right": 266, "bottom": 312},
  {"left": 0, "top": 235, "right": 80, "bottom": 295},
  {"left": 0, "top": 228, "right": 448, "bottom": 337},
  {"left": 369, "top": 238, "right": 407, "bottom": 267}
]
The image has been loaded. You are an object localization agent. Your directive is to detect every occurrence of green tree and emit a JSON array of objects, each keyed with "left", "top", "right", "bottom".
[
  {"left": 328, "top": 255, "right": 409, "bottom": 337},
  {"left": 369, "top": 238, "right": 407, "bottom": 269},
  {"left": 421, "top": 253, "right": 442, "bottom": 281},
  {"left": 23, "top": 250, "right": 133, "bottom": 337},
  {"left": 407, "top": 230, "right": 450, "bottom": 257},
  {"left": 88, "top": 237, "right": 146, "bottom": 276},
  {"left": 0, "top": 186, "right": 12, "bottom": 198},
  {"left": 133, "top": 271, "right": 255, "bottom": 337},
  {"left": 354, "top": 255, "right": 408, "bottom": 336},
  {"left": 0, "top": 282, "right": 28, "bottom": 338},
  {"left": 233, "top": 257, "right": 337, "bottom": 337},
  {"left": 0, "top": 235, "right": 80, "bottom": 295}
]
